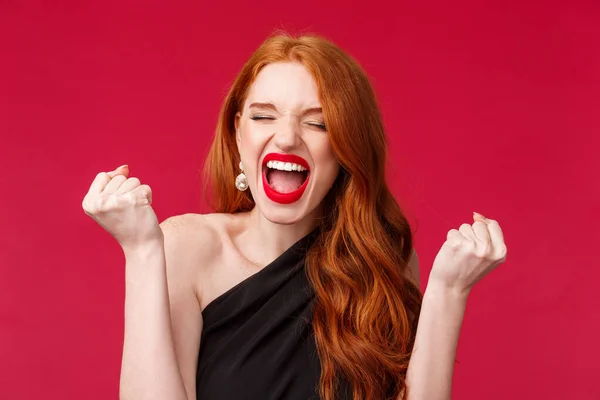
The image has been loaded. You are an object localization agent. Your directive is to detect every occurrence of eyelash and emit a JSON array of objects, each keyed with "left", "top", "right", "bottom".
[
  {"left": 311, "top": 122, "right": 327, "bottom": 131},
  {"left": 249, "top": 115, "right": 274, "bottom": 121},
  {"left": 249, "top": 115, "right": 327, "bottom": 131}
]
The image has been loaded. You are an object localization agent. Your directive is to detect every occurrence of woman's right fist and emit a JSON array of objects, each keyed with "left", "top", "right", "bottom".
[{"left": 82, "top": 165, "right": 163, "bottom": 251}]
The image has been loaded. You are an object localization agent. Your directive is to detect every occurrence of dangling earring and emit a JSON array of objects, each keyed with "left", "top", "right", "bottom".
[{"left": 235, "top": 161, "right": 248, "bottom": 191}]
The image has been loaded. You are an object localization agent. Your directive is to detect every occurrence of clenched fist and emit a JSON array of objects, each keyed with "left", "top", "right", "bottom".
[
  {"left": 429, "top": 212, "right": 507, "bottom": 296},
  {"left": 82, "top": 165, "right": 163, "bottom": 252}
]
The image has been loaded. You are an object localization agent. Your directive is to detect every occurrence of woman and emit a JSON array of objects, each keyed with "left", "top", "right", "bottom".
[{"left": 82, "top": 33, "right": 507, "bottom": 400}]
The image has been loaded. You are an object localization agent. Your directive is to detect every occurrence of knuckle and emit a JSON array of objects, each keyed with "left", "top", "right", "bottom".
[
  {"left": 444, "top": 240, "right": 460, "bottom": 251},
  {"left": 81, "top": 197, "right": 93, "bottom": 213},
  {"left": 141, "top": 185, "right": 153, "bottom": 203},
  {"left": 123, "top": 192, "right": 137, "bottom": 205},
  {"left": 95, "top": 196, "right": 109, "bottom": 211},
  {"left": 464, "top": 239, "right": 476, "bottom": 250},
  {"left": 139, "top": 185, "right": 152, "bottom": 197},
  {"left": 477, "top": 242, "right": 492, "bottom": 258},
  {"left": 83, "top": 194, "right": 103, "bottom": 213},
  {"left": 496, "top": 243, "right": 508, "bottom": 259}
]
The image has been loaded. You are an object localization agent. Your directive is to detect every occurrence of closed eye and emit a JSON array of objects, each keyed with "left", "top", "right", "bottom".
[
  {"left": 307, "top": 122, "right": 327, "bottom": 131},
  {"left": 249, "top": 115, "right": 275, "bottom": 121},
  {"left": 250, "top": 115, "right": 326, "bottom": 131}
]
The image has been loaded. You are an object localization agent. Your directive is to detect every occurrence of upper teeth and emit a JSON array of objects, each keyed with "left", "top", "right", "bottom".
[{"left": 266, "top": 161, "right": 307, "bottom": 172}]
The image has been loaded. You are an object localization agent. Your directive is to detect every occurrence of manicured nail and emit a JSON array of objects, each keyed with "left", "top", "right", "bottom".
[
  {"left": 473, "top": 212, "right": 486, "bottom": 219},
  {"left": 117, "top": 164, "right": 128, "bottom": 169}
]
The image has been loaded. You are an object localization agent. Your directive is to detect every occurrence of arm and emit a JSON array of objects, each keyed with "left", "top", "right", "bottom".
[
  {"left": 82, "top": 167, "right": 203, "bottom": 400},
  {"left": 403, "top": 242, "right": 463, "bottom": 400},
  {"left": 120, "top": 216, "right": 203, "bottom": 400},
  {"left": 403, "top": 215, "right": 507, "bottom": 400},
  {"left": 403, "top": 283, "right": 467, "bottom": 400}
]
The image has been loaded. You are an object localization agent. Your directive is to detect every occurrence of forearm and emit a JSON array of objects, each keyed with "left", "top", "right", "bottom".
[
  {"left": 404, "top": 282, "right": 468, "bottom": 400},
  {"left": 120, "top": 244, "right": 188, "bottom": 400}
]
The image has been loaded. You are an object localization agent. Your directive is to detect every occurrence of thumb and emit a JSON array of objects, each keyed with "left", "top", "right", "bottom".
[
  {"left": 107, "top": 164, "right": 129, "bottom": 178},
  {"left": 473, "top": 211, "right": 488, "bottom": 224}
]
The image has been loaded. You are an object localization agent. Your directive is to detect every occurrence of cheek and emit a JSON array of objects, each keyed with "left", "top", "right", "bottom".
[
  {"left": 313, "top": 141, "right": 340, "bottom": 180},
  {"left": 239, "top": 128, "right": 265, "bottom": 159}
]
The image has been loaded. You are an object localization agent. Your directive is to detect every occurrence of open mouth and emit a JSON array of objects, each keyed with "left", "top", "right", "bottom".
[
  {"left": 265, "top": 161, "right": 309, "bottom": 192},
  {"left": 261, "top": 153, "right": 310, "bottom": 204}
]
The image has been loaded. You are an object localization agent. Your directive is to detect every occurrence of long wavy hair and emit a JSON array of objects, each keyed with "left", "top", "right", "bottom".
[{"left": 203, "top": 33, "right": 422, "bottom": 400}]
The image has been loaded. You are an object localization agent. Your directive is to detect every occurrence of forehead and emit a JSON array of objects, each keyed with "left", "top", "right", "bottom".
[{"left": 245, "top": 62, "right": 321, "bottom": 109}]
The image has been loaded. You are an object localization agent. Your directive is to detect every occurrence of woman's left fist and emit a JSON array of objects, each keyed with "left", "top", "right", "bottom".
[{"left": 429, "top": 212, "right": 507, "bottom": 296}]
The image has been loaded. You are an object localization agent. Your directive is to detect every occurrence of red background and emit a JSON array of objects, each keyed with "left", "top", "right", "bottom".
[{"left": 1, "top": 1, "right": 598, "bottom": 399}]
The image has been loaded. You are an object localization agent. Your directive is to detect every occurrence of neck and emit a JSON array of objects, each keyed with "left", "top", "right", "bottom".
[{"left": 238, "top": 204, "right": 323, "bottom": 267}]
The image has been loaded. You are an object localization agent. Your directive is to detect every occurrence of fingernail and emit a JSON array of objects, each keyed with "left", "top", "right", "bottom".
[
  {"left": 473, "top": 212, "right": 486, "bottom": 219},
  {"left": 117, "top": 164, "right": 128, "bottom": 170}
]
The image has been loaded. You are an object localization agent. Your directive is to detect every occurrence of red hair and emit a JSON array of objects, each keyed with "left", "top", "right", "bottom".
[{"left": 204, "top": 32, "right": 422, "bottom": 400}]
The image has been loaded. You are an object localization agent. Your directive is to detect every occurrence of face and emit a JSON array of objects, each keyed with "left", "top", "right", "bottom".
[{"left": 235, "top": 62, "right": 340, "bottom": 225}]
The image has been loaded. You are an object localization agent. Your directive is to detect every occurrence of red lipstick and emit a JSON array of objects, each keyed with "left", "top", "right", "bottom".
[{"left": 261, "top": 153, "right": 310, "bottom": 205}]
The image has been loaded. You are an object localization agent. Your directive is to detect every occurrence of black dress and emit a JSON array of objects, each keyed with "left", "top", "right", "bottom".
[{"left": 196, "top": 231, "right": 351, "bottom": 400}]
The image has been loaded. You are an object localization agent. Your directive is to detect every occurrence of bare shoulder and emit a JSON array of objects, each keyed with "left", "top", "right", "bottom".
[
  {"left": 160, "top": 213, "right": 223, "bottom": 254},
  {"left": 160, "top": 212, "right": 219, "bottom": 240},
  {"left": 159, "top": 213, "right": 227, "bottom": 277}
]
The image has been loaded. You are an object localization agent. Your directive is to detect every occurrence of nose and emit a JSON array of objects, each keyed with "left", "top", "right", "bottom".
[{"left": 273, "top": 120, "right": 301, "bottom": 152}]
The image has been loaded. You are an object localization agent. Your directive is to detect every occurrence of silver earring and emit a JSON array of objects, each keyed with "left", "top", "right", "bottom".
[{"left": 235, "top": 161, "right": 248, "bottom": 191}]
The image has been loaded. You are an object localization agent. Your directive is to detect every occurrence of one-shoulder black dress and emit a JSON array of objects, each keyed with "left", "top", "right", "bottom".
[{"left": 196, "top": 231, "right": 351, "bottom": 400}]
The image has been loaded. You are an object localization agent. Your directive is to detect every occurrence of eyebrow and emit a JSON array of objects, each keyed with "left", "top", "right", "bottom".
[
  {"left": 248, "top": 102, "right": 323, "bottom": 116},
  {"left": 249, "top": 102, "right": 277, "bottom": 110}
]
